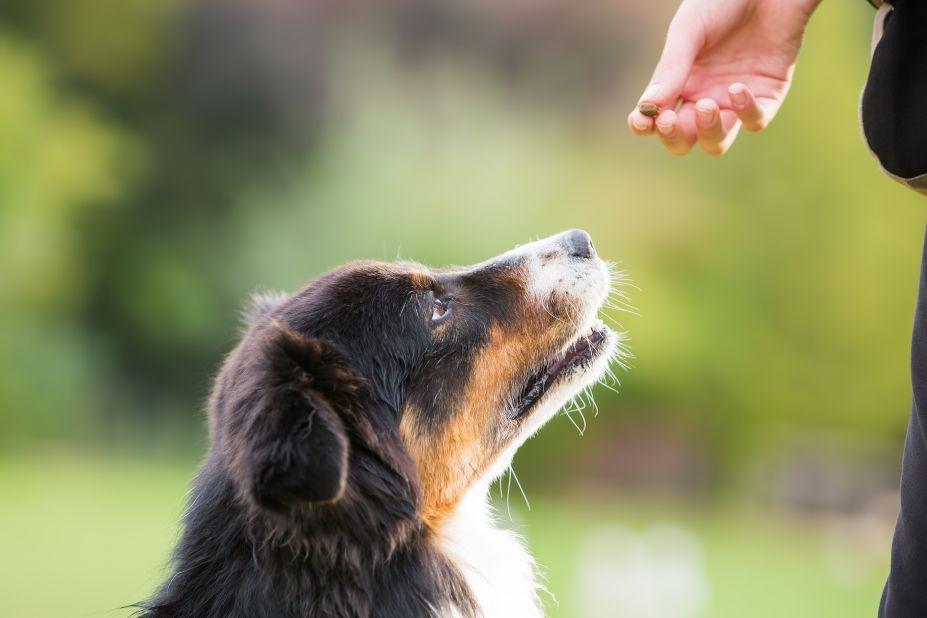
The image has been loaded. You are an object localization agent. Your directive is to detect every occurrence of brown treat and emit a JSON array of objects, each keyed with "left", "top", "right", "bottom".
[{"left": 638, "top": 102, "right": 659, "bottom": 117}]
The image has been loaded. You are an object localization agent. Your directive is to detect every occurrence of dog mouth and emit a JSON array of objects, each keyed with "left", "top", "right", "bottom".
[{"left": 511, "top": 320, "right": 610, "bottom": 420}]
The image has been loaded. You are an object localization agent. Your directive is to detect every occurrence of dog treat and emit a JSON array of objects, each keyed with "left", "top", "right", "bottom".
[{"left": 638, "top": 102, "right": 659, "bottom": 117}]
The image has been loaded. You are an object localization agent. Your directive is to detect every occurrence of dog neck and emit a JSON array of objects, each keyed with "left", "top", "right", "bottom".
[{"left": 435, "top": 481, "right": 545, "bottom": 618}]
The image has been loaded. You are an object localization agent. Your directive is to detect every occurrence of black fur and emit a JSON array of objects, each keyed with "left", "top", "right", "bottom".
[{"left": 141, "top": 261, "right": 485, "bottom": 618}]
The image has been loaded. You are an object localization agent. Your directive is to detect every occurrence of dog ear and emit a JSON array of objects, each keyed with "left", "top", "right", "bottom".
[{"left": 242, "top": 321, "right": 360, "bottom": 509}]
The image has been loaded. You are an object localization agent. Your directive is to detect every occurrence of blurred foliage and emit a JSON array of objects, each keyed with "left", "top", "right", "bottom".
[
  {"left": 0, "top": 30, "right": 139, "bottom": 442},
  {"left": 0, "top": 0, "right": 923, "bottom": 490}
]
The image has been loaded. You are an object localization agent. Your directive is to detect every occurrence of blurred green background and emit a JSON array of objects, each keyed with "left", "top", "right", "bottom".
[{"left": 0, "top": 1, "right": 923, "bottom": 616}]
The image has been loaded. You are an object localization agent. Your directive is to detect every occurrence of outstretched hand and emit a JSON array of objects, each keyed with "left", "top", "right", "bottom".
[{"left": 628, "top": 0, "right": 821, "bottom": 156}]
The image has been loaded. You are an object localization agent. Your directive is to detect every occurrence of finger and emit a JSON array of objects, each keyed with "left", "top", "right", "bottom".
[
  {"left": 635, "top": 8, "right": 702, "bottom": 111},
  {"left": 695, "top": 98, "right": 741, "bottom": 156},
  {"left": 676, "top": 102, "right": 700, "bottom": 145},
  {"left": 728, "top": 83, "right": 768, "bottom": 132},
  {"left": 654, "top": 109, "right": 694, "bottom": 156},
  {"left": 627, "top": 109, "right": 655, "bottom": 136}
]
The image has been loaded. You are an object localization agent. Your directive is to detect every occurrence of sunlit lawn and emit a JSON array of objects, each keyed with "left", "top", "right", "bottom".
[{"left": 0, "top": 452, "right": 888, "bottom": 617}]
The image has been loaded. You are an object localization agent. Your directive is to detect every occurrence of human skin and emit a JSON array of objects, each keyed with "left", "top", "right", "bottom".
[{"left": 628, "top": 0, "right": 824, "bottom": 156}]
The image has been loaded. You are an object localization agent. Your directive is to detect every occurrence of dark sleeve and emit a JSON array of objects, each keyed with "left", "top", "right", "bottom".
[
  {"left": 881, "top": 231, "right": 927, "bottom": 617},
  {"left": 861, "top": 0, "right": 927, "bottom": 182},
  {"left": 871, "top": 4, "right": 927, "bottom": 616}
]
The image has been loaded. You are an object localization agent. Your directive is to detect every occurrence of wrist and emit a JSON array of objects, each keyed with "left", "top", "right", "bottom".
[
  {"left": 797, "top": 0, "right": 825, "bottom": 13},
  {"left": 776, "top": 0, "right": 824, "bottom": 15},
  {"left": 787, "top": 0, "right": 825, "bottom": 22}
]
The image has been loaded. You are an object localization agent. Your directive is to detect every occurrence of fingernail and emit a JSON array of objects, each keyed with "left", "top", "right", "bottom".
[
  {"left": 640, "top": 83, "right": 662, "bottom": 103},
  {"left": 730, "top": 86, "right": 746, "bottom": 108},
  {"left": 697, "top": 105, "right": 715, "bottom": 125},
  {"left": 656, "top": 120, "right": 674, "bottom": 136},
  {"left": 632, "top": 115, "right": 649, "bottom": 131}
]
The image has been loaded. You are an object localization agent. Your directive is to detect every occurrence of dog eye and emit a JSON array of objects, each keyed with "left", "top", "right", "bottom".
[{"left": 431, "top": 298, "right": 451, "bottom": 322}]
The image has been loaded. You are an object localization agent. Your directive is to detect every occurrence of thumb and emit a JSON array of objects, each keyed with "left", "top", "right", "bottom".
[{"left": 638, "top": 16, "right": 702, "bottom": 108}]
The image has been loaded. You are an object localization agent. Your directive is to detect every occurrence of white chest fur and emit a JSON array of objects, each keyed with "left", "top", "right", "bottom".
[{"left": 437, "top": 484, "right": 544, "bottom": 618}]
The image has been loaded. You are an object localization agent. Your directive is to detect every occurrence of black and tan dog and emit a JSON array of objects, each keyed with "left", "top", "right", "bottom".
[{"left": 142, "top": 229, "right": 623, "bottom": 617}]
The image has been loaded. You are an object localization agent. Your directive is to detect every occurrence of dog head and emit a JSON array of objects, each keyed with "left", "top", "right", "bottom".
[{"left": 213, "top": 229, "right": 623, "bottom": 529}]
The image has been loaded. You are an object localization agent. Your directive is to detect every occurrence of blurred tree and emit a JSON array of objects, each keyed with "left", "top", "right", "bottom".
[{"left": 0, "top": 32, "right": 138, "bottom": 441}]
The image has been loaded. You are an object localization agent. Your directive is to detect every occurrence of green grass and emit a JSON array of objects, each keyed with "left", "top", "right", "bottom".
[
  {"left": 527, "top": 501, "right": 889, "bottom": 617},
  {"left": 0, "top": 452, "right": 190, "bottom": 618},
  {"left": 0, "top": 452, "right": 889, "bottom": 617}
]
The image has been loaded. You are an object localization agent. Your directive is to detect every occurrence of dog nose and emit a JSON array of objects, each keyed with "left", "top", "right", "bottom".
[{"left": 564, "top": 229, "right": 595, "bottom": 259}]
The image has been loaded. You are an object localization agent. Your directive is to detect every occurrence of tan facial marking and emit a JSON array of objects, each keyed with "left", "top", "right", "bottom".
[
  {"left": 401, "top": 307, "right": 576, "bottom": 529},
  {"left": 407, "top": 270, "right": 433, "bottom": 291}
]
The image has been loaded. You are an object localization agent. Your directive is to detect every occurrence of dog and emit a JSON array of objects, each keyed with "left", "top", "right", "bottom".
[{"left": 142, "top": 229, "right": 623, "bottom": 617}]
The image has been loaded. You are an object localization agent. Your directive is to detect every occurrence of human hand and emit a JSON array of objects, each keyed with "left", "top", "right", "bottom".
[{"left": 628, "top": 0, "right": 822, "bottom": 156}]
